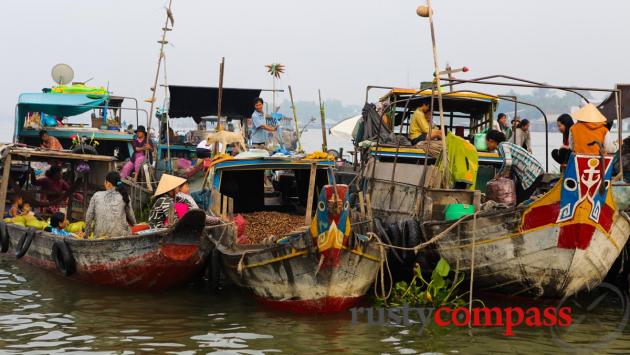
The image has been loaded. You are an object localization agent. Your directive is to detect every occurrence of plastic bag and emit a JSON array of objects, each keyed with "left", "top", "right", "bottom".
[{"left": 486, "top": 177, "right": 516, "bottom": 206}]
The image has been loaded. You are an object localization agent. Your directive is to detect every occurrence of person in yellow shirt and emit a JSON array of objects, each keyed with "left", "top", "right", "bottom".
[{"left": 409, "top": 103, "right": 442, "bottom": 145}]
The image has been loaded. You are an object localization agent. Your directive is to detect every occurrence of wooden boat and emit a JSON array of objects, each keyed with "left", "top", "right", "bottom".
[
  {"left": 0, "top": 209, "right": 209, "bottom": 290},
  {"left": 0, "top": 146, "right": 210, "bottom": 290},
  {"left": 361, "top": 82, "right": 630, "bottom": 298},
  {"left": 424, "top": 155, "right": 629, "bottom": 298},
  {"left": 206, "top": 157, "right": 382, "bottom": 313}
]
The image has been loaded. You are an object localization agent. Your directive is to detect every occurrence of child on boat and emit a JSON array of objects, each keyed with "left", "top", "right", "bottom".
[
  {"left": 45, "top": 212, "right": 83, "bottom": 238},
  {"left": 8, "top": 195, "right": 24, "bottom": 218}
]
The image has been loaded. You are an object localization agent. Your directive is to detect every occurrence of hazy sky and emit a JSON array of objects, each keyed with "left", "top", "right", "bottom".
[{"left": 2, "top": 0, "right": 629, "bottom": 140}]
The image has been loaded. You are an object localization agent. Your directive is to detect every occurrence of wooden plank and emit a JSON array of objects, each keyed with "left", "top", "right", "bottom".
[
  {"left": 305, "top": 162, "right": 317, "bottom": 225},
  {"left": 221, "top": 195, "right": 228, "bottom": 219},
  {"left": 143, "top": 163, "right": 153, "bottom": 192},
  {"left": 0, "top": 154, "right": 12, "bottom": 212},
  {"left": 9, "top": 148, "right": 116, "bottom": 161},
  {"left": 227, "top": 197, "right": 234, "bottom": 218},
  {"left": 358, "top": 191, "right": 366, "bottom": 221},
  {"left": 365, "top": 193, "right": 374, "bottom": 232},
  {"left": 211, "top": 188, "right": 221, "bottom": 216}
]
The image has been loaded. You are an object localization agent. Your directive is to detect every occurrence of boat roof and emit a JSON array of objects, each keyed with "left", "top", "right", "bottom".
[
  {"left": 17, "top": 93, "right": 109, "bottom": 118},
  {"left": 214, "top": 157, "right": 335, "bottom": 171},
  {"left": 381, "top": 88, "right": 498, "bottom": 118},
  {"left": 381, "top": 88, "right": 498, "bottom": 102},
  {"left": 4, "top": 146, "right": 116, "bottom": 162},
  {"left": 168, "top": 86, "right": 263, "bottom": 121}
]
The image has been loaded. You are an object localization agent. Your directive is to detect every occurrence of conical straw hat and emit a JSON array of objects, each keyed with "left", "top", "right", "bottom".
[
  {"left": 571, "top": 103, "right": 607, "bottom": 123},
  {"left": 154, "top": 174, "right": 187, "bottom": 197}
]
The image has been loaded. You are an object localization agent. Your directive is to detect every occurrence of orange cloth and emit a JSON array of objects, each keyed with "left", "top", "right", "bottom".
[
  {"left": 42, "top": 136, "right": 63, "bottom": 150},
  {"left": 570, "top": 122, "right": 608, "bottom": 155}
]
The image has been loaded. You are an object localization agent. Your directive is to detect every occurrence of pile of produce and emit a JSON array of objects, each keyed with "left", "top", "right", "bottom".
[{"left": 237, "top": 211, "right": 306, "bottom": 244}]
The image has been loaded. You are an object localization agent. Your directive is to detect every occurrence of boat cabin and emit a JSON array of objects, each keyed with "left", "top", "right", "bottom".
[
  {"left": 208, "top": 158, "right": 335, "bottom": 216},
  {"left": 0, "top": 146, "right": 118, "bottom": 224},
  {"left": 14, "top": 92, "right": 147, "bottom": 161}
]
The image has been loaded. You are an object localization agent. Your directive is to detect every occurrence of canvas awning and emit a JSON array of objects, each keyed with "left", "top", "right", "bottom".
[
  {"left": 329, "top": 115, "right": 361, "bottom": 140},
  {"left": 598, "top": 84, "right": 630, "bottom": 122},
  {"left": 168, "top": 85, "right": 262, "bottom": 122},
  {"left": 17, "top": 93, "right": 106, "bottom": 117}
]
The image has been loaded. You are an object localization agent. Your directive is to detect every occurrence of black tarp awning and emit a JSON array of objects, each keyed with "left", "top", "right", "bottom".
[
  {"left": 598, "top": 84, "right": 630, "bottom": 122},
  {"left": 168, "top": 85, "right": 262, "bottom": 122}
]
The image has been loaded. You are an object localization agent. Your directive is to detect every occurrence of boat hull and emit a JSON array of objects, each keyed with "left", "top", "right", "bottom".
[
  {"left": 425, "top": 209, "right": 630, "bottom": 298},
  {"left": 0, "top": 209, "right": 210, "bottom": 290},
  {"left": 213, "top": 230, "right": 382, "bottom": 313}
]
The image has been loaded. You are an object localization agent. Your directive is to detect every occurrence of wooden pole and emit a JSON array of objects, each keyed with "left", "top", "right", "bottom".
[
  {"left": 217, "top": 57, "right": 225, "bottom": 126},
  {"left": 0, "top": 154, "right": 12, "bottom": 214},
  {"left": 147, "top": 0, "right": 174, "bottom": 134},
  {"left": 305, "top": 162, "right": 317, "bottom": 225},
  {"left": 288, "top": 85, "right": 303, "bottom": 152},
  {"left": 318, "top": 89, "right": 328, "bottom": 152},
  {"left": 426, "top": 0, "right": 449, "bottom": 187}
]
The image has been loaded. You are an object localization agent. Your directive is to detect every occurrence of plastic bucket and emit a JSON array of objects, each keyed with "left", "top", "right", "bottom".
[
  {"left": 474, "top": 132, "right": 487, "bottom": 151},
  {"left": 444, "top": 203, "right": 475, "bottom": 221}
]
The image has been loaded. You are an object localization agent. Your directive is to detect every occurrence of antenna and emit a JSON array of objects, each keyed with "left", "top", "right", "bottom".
[{"left": 51, "top": 64, "right": 74, "bottom": 85}]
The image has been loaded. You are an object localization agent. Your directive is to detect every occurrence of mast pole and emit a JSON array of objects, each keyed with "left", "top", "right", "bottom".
[
  {"left": 318, "top": 89, "right": 328, "bottom": 152},
  {"left": 147, "top": 0, "right": 174, "bottom": 134},
  {"left": 424, "top": 0, "right": 449, "bottom": 186}
]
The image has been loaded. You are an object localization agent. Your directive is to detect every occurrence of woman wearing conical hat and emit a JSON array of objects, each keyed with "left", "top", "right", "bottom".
[
  {"left": 569, "top": 104, "right": 617, "bottom": 155},
  {"left": 147, "top": 174, "right": 187, "bottom": 229}
]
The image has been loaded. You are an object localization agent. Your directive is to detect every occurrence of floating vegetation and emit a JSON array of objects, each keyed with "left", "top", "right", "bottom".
[{"left": 377, "top": 258, "right": 481, "bottom": 308}]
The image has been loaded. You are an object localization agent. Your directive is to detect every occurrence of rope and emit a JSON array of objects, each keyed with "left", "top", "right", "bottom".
[
  {"left": 468, "top": 212, "right": 478, "bottom": 327},
  {"left": 367, "top": 232, "right": 393, "bottom": 301},
  {"left": 371, "top": 212, "right": 476, "bottom": 252}
]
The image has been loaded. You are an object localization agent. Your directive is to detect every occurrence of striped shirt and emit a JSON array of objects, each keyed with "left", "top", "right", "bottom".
[{"left": 497, "top": 142, "right": 544, "bottom": 189}]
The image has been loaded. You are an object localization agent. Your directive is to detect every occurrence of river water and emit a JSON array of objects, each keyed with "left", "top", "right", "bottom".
[{"left": 1, "top": 256, "right": 630, "bottom": 354}]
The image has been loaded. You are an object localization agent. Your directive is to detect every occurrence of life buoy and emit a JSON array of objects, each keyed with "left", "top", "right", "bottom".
[
  {"left": 0, "top": 221, "right": 9, "bottom": 253},
  {"left": 15, "top": 228, "right": 36, "bottom": 259},
  {"left": 374, "top": 218, "right": 403, "bottom": 264},
  {"left": 51, "top": 240, "right": 76, "bottom": 276}
]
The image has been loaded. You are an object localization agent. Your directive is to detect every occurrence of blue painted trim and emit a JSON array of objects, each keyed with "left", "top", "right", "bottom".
[
  {"left": 18, "top": 129, "right": 133, "bottom": 141},
  {"left": 371, "top": 151, "right": 503, "bottom": 164}
]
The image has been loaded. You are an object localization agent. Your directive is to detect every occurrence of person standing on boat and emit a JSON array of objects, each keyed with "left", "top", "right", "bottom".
[
  {"left": 409, "top": 102, "right": 442, "bottom": 145},
  {"left": 148, "top": 174, "right": 187, "bottom": 229},
  {"left": 120, "top": 126, "right": 153, "bottom": 181},
  {"left": 486, "top": 130, "right": 544, "bottom": 204},
  {"left": 551, "top": 114, "right": 574, "bottom": 166},
  {"left": 568, "top": 104, "right": 617, "bottom": 155},
  {"left": 84, "top": 171, "right": 136, "bottom": 238},
  {"left": 492, "top": 113, "right": 512, "bottom": 140},
  {"left": 250, "top": 98, "right": 276, "bottom": 148},
  {"left": 512, "top": 119, "right": 532, "bottom": 153},
  {"left": 39, "top": 130, "right": 63, "bottom": 150}
]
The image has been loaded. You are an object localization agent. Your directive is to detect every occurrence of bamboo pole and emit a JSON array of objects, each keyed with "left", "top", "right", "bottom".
[
  {"left": 425, "top": 0, "right": 449, "bottom": 187},
  {"left": 147, "top": 0, "right": 174, "bottom": 134},
  {"left": 288, "top": 85, "right": 303, "bottom": 152},
  {"left": 318, "top": 89, "right": 328, "bottom": 152},
  {"left": 305, "top": 162, "right": 317, "bottom": 225}
]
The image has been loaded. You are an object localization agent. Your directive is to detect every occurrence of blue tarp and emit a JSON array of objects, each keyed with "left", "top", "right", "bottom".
[{"left": 17, "top": 93, "right": 106, "bottom": 118}]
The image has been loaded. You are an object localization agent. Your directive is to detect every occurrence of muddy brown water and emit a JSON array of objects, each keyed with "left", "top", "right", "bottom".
[{"left": 1, "top": 256, "right": 630, "bottom": 354}]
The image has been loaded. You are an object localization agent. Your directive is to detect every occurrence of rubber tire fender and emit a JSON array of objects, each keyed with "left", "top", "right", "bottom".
[
  {"left": 72, "top": 144, "right": 98, "bottom": 155},
  {"left": 209, "top": 248, "right": 222, "bottom": 291},
  {"left": 387, "top": 222, "right": 407, "bottom": 261},
  {"left": 0, "top": 221, "right": 8, "bottom": 253},
  {"left": 51, "top": 240, "right": 76, "bottom": 276},
  {"left": 15, "top": 227, "right": 36, "bottom": 259},
  {"left": 374, "top": 218, "right": 403, "bottom": 264},
  {"left": 402, "top": 219, "right": 421, "bottom": 250}
]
